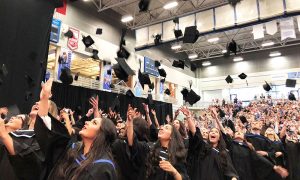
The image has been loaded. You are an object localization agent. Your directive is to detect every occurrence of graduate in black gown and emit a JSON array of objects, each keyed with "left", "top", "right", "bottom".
[
  {"left": 172, "top": 119, "right": 189, "bottom": 148},
  {"left": 181, "top": 107, "right": 239, "bottom": 180},
  {"left": 34, "top": 78, "right": 118, "bottom": 180},
  {"left": 126, "top": 106, "right": 189, "bottom": 180}
]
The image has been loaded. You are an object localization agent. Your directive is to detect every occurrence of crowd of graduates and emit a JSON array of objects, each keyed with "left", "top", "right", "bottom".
[{"left": 0, "top": 78, "right": 299, "bottom": 180}]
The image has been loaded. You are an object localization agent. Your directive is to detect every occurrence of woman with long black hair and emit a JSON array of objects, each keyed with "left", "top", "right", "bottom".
[
  {"left": 181, "top": 106, "right": 238, "bottom": 180},
  {"left": 126, "top": 106, "right": 189, "bottom": 180},
  {"left": 35, "top": 78, "right": 118, "bottom": 180}
]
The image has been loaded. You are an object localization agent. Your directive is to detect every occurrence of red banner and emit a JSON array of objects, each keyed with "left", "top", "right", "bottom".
[
  {"left": 67, "top": 27, "right": 80, "bottom": 50},
  {"left": 56, "top": 0, "right": 67, "bottom": 15}
]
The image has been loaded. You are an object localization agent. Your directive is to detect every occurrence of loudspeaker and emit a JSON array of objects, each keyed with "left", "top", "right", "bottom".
[{"left": 183, "top": 26, "right": 199, "bottom": 43}]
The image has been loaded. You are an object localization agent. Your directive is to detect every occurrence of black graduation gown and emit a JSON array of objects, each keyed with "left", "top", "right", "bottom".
[
  {"left": 223, "top": 134, "right": 276, "bottom": 180},
  {"left": 283, "top": 138, "right": 300, "bottom": 180},
  {"left": 269, "top": 140, "right": 285, "bottom": 167},
  {"left": 34, "top": 114, "right": 117, "bottom": 180},
  {"left": 129, "top": 136, "right": 189, "bottom": 180},
  {"left": 187, "top": 128, "right": 238, "bottom": 180},
  {"left": 0, "top": 143, "right": 18, "bottom": 180}
]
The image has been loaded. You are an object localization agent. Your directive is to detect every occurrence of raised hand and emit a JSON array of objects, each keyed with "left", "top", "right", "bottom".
[
  {"left": 151, "top": 109, "right": 156, "bottom": 116},
  {"left": 40, "top": 78, "right": 53, "bottom": 100},
  {"left": 159, "top": 161, "right": 180, "bottom": 178},
  {"left": 180, "top": 106, "right": 191, "bottom": 118},
  {"left": 86, "top": 108, "right": 94, "bottom": 117},
  {"left": 89, "top": 95, "right": 99, "bottom": 110},
  {"left": 142, "top": 103, "right": 149, "bottom": 114}
]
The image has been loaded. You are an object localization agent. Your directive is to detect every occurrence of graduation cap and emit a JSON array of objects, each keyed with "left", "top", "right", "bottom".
[
  {"left": 183, "top": 26, "right": 199, "bottom": 43},
  {"left": 154, "top": 61, "right": 161, "bottom": 67},
  {"left": 117, "top": 46, "right": 130, "bottom": 59},
  {"left": 164, "top": 88, "right": 171, "bottom": 95},
  {"left": 185, "top": 89, "right": 201, "bottom": 105},
  {"left": 91, "top": 49, "right": 99, "bottom": 60},
  {"left": 181, "top": 88, "right": 189, "bottom": 101},
  {"left": 286, "top": 79, "right": 296, "bottom": 88},
  {"left": 174, "top": 29, "right": 183, "bottom": 39},
  {"left": 158, "top": 68, "right": 166, "bottom": 78},
  {"left": 263, "top": 81, "right": 272, "bottom": 92},
  {"left": 96, "top": 28, "right": 103, "bottom": 35},
  {"left": 172, "top": 60, "right": 184, "bottom": 69},
  {"left": 227, "top": 40, "right": 237, "bottom": 55},
  {"left": 0, "top": 64, "right": 8, "bottom": 76},
  {"left": 64, "top": 30, "right": 73, "bottom": 38},
  {"left": 112, "top": 58, "right": 135, "bottom": 81},
  {"left": 138, "top": 0, "right": 150, "bottom": 12},
  {"left": 138, "top": 70, "right": 151, "bottom": 89},
  {"left": 239, "top": 115, "right": 248, "bottom": 124},
  {"left": 107, "top": 69, "right": 112, "bottom": 75},
  {"left": 96, "top": 76, "right": 100, "bottom": 81},
  {"left": 225, "top": 75, "right": 233, "bottom": 84},
  {"left": 160, "top": 78, "right": 165, "bottom": 83},
  {"left": 149, "top": 82, "right": 154, "bottom": 90},
  {"left": 60, "top": 68, "right": 73, "bottom": 85},
  {"left": 25, "top": 74, "right": 35, "bottom": 88},
  {"left": 238, "top": 73, "right": 247, "bottom": 80},
  {"left": 154, "top": 34, "right": 162, "bottom": 45},
  {"left": 173, "top": 17, "right": 179, "bottom": 24},
  {"left": 82, "top": 35, "right": 95, "bottom": 48}
]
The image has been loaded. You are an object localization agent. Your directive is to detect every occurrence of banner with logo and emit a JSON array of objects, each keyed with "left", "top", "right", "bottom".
[{"left": 67, "top": 27, "right": 80, "bottom": 50}]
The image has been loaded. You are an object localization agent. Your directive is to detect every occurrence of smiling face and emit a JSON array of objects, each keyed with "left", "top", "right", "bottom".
[
  {"left": 200, "top": 128, "right": 209, "bottom": 140},
  {"left": 158, "top": 124, "right": 173, "bottom": 141},
  {"left": 29, "top": 102, "right": 39, "bottom": 116},
  {"left": 79, "top": 118, "right": 102, "bottom": 140},
  {"left": 209, "top": 128, "right": 221, "bottom": 145},
  {"left": 173, "top": 120, "right": 180, "bottom": 130}
]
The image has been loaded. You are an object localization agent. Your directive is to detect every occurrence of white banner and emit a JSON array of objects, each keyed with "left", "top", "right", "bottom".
[
  {"left": 252, "top": 24, "right": 264, "bottom": 39},
  {"left": 265, "top": 20, "right": 278, "bottom": 35},
  {"left": 280, "top": 18, "right": 296, "bottom": 40}
]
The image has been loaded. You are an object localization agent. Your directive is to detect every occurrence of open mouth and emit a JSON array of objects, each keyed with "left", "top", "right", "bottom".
[{"left": 82, "top": 125, "right": 87, "bottom": 130}]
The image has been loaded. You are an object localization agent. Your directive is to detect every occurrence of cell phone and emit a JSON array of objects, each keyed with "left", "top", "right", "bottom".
[{"left": 159, "top": 150, "right": 169, "bottom": 161}]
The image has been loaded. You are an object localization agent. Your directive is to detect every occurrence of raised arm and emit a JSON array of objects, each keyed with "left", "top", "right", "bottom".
[
  {"left": 0, "top": 118, "right": 14, "bottom": 155},
  {"left": 90, "top": 96, "right": 100, "bottom": 118},
  {"left": 151, "top": 109, "right": 159, "bottom": 127},
  {"left": 126, "top": 106, "right": 135, "bottom": 146},
  {"left": 38, "top": 78, "right": 53, "bottom": 117}
]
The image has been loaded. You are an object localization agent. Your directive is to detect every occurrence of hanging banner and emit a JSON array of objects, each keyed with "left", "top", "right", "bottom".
[
  {"left": 103, "top": 65, "right": 112, "bottom": 90},
  {"left": 252, "top": 24, "right": 264, "bottom": 39},
  {"left": 265, "top": 20, "right": 278, "bottom": 35},
  {"left": 57, "top": 48, "right": 73, "bottom": 80},
  {"left": 280, "top": 18, "right": 296, "bottom": 40},
  {"left": 56, "top": 0, "right": 67, "bottom": 15},
  {"left": 50, "top": 18, "right": 61, "bottom": 43},
  {"left": 67, "top": 27, "right": 80, "bottom": 50}
]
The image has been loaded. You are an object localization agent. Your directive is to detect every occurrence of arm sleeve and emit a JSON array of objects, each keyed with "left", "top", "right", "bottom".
[
  {"left": 173, "top": 162, "right": 189, "bottom": 180},
  {"left": 188, "top": 128, "right": 205, "bottom": 154},
  {"left": 223, "top": 151, "right": 239, "bottom": 179}
]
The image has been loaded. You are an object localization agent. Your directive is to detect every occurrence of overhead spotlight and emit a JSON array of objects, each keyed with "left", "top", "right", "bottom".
[
  {"left": 188, "top": 53, "right": 198, "bottom": 59},
  {"left": 82, "top": 35, "right": 95, "bottom": 48},
  {"left": 202, "top": 61, "right": 211, "bottom": 66},
  {"left": 262, "top": 41, "right": 274, "bottom": 47},
  {"left": 207, "top": 37, "right": 219, "bottom": 43},
  {"left": 138, "top": 0, "right": 150, "bottom": 12},
  {"left": 171, "top": 43, "right": 182, "bottom": 50},
  {"left": 238, "top": 73, "right": 247, "bottom": 80},
  {"left": 163, "top": 1, "right": 178, "bottom": 9},
  {"left": 64, "top": 30, "right": 73, "bottom": 38},
  {"left": 96, "top": 28, "right": 103, "bottom": 35},
  {"left": 269, "top": 51, "right": 281, "bottom": 57},
  {"left": 225, "top": 75, "right": 233, "bottom": 84},
  {"left": 74, "top": 72, "right": 79, "bottom": 81},
  {"left": 233, "top": 57, "right": 243, "bottom": 62},
  {"left": 227, "top": 39, "right": 237, "bottom": 55},
  {"left": 164, "top": 88, "right": 171, "bottom": 95},
  {"left": 174, "top": 29, "right": 183, "bottom": 39},
  {"left": 183, "top": 26, "right": 199, "bottom": 43},
  {"left": 117, "top": 46, "right": 130, "bottom": 59},
  {"left": 172, "top": 60, "right": 185, "bottom": 69},
  {"left": 91, "top": 49, "right": 99, "bottom": 60},
  {"left": 154, "top": 34, "right": 162, "bottom": 45},
  {"left": 121, "top": 15, "right": 133, "bottom": 23},
  {"left": 263, "top": 81, "right": 272, "bottom": 91},
  {"left": 228, "top": 0, "right": 241, "bottom": 6}
]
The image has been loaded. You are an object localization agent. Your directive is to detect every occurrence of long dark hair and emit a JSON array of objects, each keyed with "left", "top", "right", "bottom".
[
  {"left": 177, "top": 120, "right": 187, "bottom": 139},
  {"left": 54, "top": 117, "right": 117, "bottom": 180},
  {"left": 133, "top": 117, "right": 150, "bottom": 142},
  {"left": 146, "top": 125, "right": 187, "bottom": 178}
]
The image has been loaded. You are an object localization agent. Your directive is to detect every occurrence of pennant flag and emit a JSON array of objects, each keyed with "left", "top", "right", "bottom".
[
  {"left": 266, "top": 20, "right": 278, "bottom": 35},
  {"left": 280, "top": 18, "right": 296, "bottom": 41},
  {"left": 252, "top": 24, "right": 264, "bottom": 39},
  {"left": 56, "top": 0, "right": 67, "bottom": 15}
]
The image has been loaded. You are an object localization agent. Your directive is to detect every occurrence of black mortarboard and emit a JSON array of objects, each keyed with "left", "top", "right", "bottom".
[
  {"left": 239, "top": 116, "right": 248, "bottom": 124},
  {"left": 186, "top": 89, "right": 201, "bottom": 105},
  {"left": 154, "top": 61, "right": 161, "bottom": 67},
  {"left": 60, "top": 68, "right": 73, "bottom": 85},
  {"left": 117, "top": 46, "right": 130, "bottom": 59},
  {"left": 160, "top": 78, "right": 165, "bottom": 83},
  {"left": 173, "top": 17, "right": 179, "bottom": 24},
  {"left": 183, "top": 26, "right": 199, "bottom": 43},
  {"left": 172, "top": 60, "right": 184, "bottom": 69},
  {"left": 96, "top": 76, "right": 100, "bottom": 81},
  {"left": 82, "top": 35, "right": 95, "bottom": 48},
  {"left": 113, "top": 58, "right": 135, "bottom": 81},
  {"left": 0, "top": 64, "right": 8, "bottom": 76},
  {"left": 228, "top": 40, "right": 237, "bottom": 54},
  {"left": 91, "top": 49, "right": 99, "bottom": 60},
  {"left": 138, "top": 70, "right": 151, "bottom": 89},
  {"left": 64, "top": 30, "right": 73, "bottom": 38},
  {"left": 225, "top": 75, "right": 233, "bottom": 84},
  {"left": 286, "top": 79, "right": 296, "bottom": 88},
  {"left": 96, "top": 28, "right": 103, "bottom": 35},
  {"left": 174, "top": 29, "right": 183, "bottom": 39},
  {"left": 263, "top": 81, "right": 272, "bottom": 91},
  {"left": 238, "top": 73, "right": 247, "bottom": 80},
  {"left": 138, "top": 0, "right": 150, "bottom": 12},
  {"left": 74, "top": 73, "right": 79, "bottom": 81},
  {"left": 164, "top": 88, "right": 171, "bottom": 95},
  {"left": 158, "top": 68, "right": 166, "bottom": 78},
  {"left": 107, "top": 69, "right": 112, "bottom": 75},
  {"left": 181, "top": 88, "right": 189, "bottom": 101}
]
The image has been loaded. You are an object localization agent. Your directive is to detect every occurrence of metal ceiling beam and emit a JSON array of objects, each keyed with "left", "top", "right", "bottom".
[{"left": 98, "top": 0, "right": 138, "bottom": 12}]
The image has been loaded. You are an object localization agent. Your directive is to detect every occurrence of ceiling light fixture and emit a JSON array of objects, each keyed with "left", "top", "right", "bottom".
[
  {"left": 269, "top": 51, "right": 281, "bottom": 57},
  {"left": 207, "top": 37, "right": 219, "bottom": 43},
  {"left": 163, "top": 1, "right": 178, "bottom": 9},
  {"left": 171, "top": 43, "right": 182, "bottom": 50},
  {"left": 121, "top": 15, "right": 133, "bottom": 23},
  {"left": 202, "top": 61, "right": 211, "bottom": 66},
  {"left": 222, "top": 49, "right": 227, "bottom": 53},
  {"left": 188, "top": 53, "right": 198, "bottom": 59},
  {"left": 233, "top": 57, "right": 243, "bottom": 62},
  {"left": 262, "top": 41, "right": 274, "bottom": 47}
]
